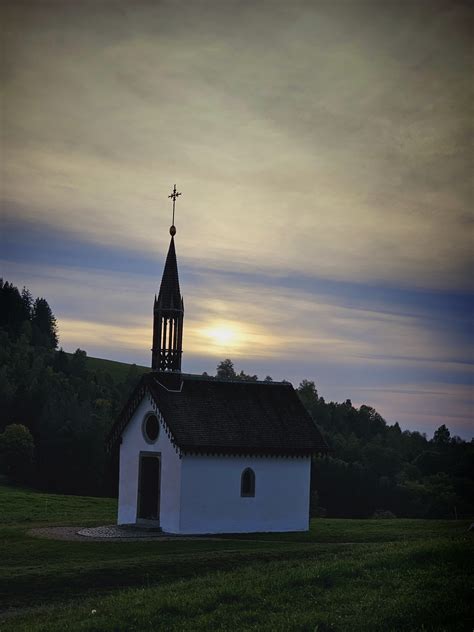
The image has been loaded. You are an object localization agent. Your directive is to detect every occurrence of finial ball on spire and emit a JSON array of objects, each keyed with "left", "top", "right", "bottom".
[{"left": 170, "top": 225, "right": 176, "bottom": 236}]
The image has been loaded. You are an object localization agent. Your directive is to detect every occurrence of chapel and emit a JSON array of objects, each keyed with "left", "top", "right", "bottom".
[{"left": 107, "top": 187, "right": 327, "bottom": 534}]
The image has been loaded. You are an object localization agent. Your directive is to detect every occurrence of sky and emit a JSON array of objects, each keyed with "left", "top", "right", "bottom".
[{"left": 2, "top": 0, "right": 473, "bottom": 439}]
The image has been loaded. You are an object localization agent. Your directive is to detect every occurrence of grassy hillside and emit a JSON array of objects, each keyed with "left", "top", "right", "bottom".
[
  {"left": 1, "top": 483, "right": 472, "bottom": 631},
  {"left": 68, "top": 353, "right": 149, "bottom": 382}
]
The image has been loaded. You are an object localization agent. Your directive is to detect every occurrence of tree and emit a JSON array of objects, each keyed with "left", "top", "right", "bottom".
[
  {"left": 362, "top": 444, "right": 401, "bottom": 478},
  {"left": 32, "top": 298, "right": 58, "bottom": 349},
  {"left": 297, "top": 379, "right": 319, "bottom": 412},
  {"left": 21, "top": 287, "right": 33, "bottom": 319},
  {"left": 0, "top": 424, "right": 35, "bottom": 483},
  {"left": 215, "top": 359, "right": 258, "bottom": 381},
  {"left": 433, "top": 424, "right": 451, "bottom": 446},
  {"left": 70, "top": 348, "right": 88, "bottom": 378},
  {"left": 357, "top": 405, "right": 387, "bottom": 438},
  {"left": 237, "top": 370, "right": 258, "bottom": 381},
  {"left": 216, "top": 359, "right": 237, "bottom": 379},
  {"left": 0, "top": 280, "right": 31, "bottom": 340},
  {"left": 53, "top": 348, "right": 70, "bottom": 374}
]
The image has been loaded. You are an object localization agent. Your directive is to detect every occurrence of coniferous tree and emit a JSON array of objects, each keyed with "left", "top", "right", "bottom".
[
  {"left": 31, "top": 297, "right": 58, "bottom": 349},
  {"left": 433, "top": 424, "right": 451, "bottom": 446},
  {"left": 0, "top": 280, "right": 31, "bottom": 340},
  {"left": 21, "top": 287, "right": 33, "bottom": 319}
]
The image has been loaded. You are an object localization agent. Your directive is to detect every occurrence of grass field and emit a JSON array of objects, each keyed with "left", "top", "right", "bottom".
[
  {"left": 67, "top": 353, "right": 149, "bottom": 383},
  {"left": 0, "top": 484, "right": 472, "bottom": 631}
]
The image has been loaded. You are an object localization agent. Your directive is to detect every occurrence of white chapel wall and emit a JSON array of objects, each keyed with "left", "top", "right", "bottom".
[
  {"left": 178, "top": 455, "right": 311, "bottom": 534},
  {"left": 117, "top": 394, "right": 181, "bottom": 531}
]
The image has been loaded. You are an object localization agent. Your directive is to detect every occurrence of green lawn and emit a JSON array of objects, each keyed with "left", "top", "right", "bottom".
[
  {"left": 0, "top": 483, "right": 472, "bottom": 631},
  {"left": 0, "top": 484, "right": 117, "bottom": 525}
]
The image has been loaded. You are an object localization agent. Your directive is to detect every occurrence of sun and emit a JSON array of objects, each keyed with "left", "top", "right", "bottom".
[
  {"left": 198, "top": 321, "right": 245, "bottom": 351},
  {"left": 188, "top": 320, "right": 277, "bottom": 357},
  {"left": 207, "top": 325, "right": 238, "bottom": 347}
]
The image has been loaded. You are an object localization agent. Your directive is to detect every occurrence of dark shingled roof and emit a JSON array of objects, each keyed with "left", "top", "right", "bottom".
[
  {"left": 156, "top": 237, "right": 182, "bottom": 309},
  {"left": 108, "top": 372, "right": 328, "bottom": 456}
]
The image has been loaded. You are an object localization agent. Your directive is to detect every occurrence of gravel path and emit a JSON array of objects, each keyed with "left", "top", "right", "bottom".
[{"left": 29, "top": 525, "right": 215, "bottom": 542}]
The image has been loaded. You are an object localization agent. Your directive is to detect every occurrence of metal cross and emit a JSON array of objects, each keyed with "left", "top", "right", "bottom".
[{"left": 168, "top": 184, "right": 182, "bottom": 226}]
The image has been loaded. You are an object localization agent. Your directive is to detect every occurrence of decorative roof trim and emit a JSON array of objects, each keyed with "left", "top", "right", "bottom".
[
  {"left": 107, "top": 373, "right": 329, "bottom": 455},
  {"left": 106, "top": 380, "right": 147, "bottom": 452},
  {"left": 180, "top": 447, "right": 323, "bottom": 458},
  {"left": 107, "top": 382, "right": 183, "bottom": 456},
  {"left": 148, "top": 393, "right": 182, "bottom": 458}
]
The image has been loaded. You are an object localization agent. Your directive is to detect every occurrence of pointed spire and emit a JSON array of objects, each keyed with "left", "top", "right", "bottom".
[
  {"left": 156, "top": 236, "right": 182, "bottom": 309},
  {"left": 151, "top": 186, "right": 185, "bottom": 372}
]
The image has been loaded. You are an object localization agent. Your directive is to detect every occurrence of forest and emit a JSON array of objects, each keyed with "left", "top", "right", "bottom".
[{"left": 1, "top": 279, "right": 473, "bottom": 518}]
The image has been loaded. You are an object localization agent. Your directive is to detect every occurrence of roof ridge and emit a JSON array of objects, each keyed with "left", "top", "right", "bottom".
[{"left": 178, "top": 372, "right": 291, "bottom": 386}]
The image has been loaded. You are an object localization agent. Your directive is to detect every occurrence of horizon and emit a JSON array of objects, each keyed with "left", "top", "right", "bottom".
[
  {"left": 2, "top": 0, "right": 472, "bottom": 440},
  {"left": 31, "top": 326, "right": 473, "bottom": 442}
]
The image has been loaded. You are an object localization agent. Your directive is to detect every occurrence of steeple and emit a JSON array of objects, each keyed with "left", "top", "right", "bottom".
[{"left": 151, "top": 186, "right": 184, "bottom": 372}]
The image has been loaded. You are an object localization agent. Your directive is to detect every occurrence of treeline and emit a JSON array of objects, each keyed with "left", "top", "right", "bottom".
[
  {"left": 298, "top": 380, "right": 474, "bottom": 519},
  {"left": 0, "top": 280, "right": 139, "bottom": 495},
  {"left": 0, "top": 280, "right": 473, "bottom": 518},
  {"left": 0, "top": 279, "right": 58, "bottom": 349},
  {"left": 204, "top": 358, "right": 474, "bottom": 518}
]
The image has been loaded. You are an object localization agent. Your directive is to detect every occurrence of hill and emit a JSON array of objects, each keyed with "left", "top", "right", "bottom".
[{"left": 67, "top": 353, "right": 149, "bottom": 383}]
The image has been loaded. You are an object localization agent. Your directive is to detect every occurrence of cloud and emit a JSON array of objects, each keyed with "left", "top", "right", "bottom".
[
  {"left": 4, "top": 254, "right": 471, "bottom": 367},
  {"left": 2, "top": 1, "right": 472, "bottom": 439},
  {"left": 2, "top": 255, "right": 472, "bottom": 438},
  {"left": 2, "top": 0, "right": 472, "bottom": 290},
  {"left": 349, "top": 383, "right": 474, "bottom": 440},
  {"left": 59, "top": 318, "right": 149, "bottom": 353}
]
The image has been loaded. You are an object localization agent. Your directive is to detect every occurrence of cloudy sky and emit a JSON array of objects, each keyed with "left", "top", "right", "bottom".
[{"left": 2, "top": 0, "right": 472, "bottom": 438}]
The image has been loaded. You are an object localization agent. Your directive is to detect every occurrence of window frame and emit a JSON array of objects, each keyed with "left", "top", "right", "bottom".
[
  {"left": 240, "top": 467, "right": 256, "bottom": 497},
  {"left": 142, "top": 413, "right": 160, "bottom": 444}
]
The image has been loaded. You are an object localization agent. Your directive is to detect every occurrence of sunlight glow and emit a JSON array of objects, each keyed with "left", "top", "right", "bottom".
[{"left": 204, "top": 324, "right": 239, "bottom": 347}]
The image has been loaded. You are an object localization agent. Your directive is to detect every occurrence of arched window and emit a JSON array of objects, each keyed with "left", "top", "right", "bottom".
[{"left": 240, "top": 468, "right": 255, "bottom": 497}]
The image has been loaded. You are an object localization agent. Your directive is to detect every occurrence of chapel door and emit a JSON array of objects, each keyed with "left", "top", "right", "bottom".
[{"left": 138, "top": 454, "right": 161, "bottom": 521}]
